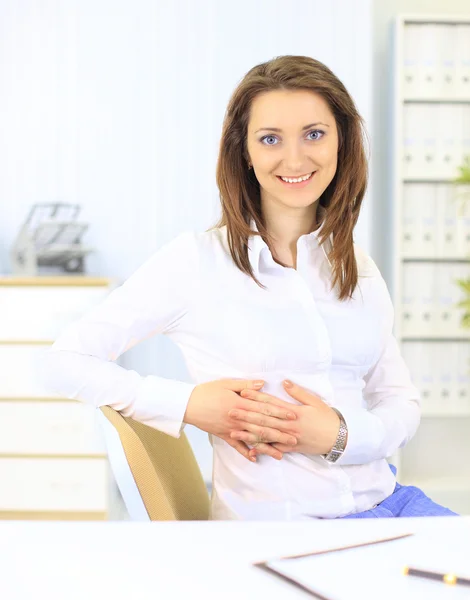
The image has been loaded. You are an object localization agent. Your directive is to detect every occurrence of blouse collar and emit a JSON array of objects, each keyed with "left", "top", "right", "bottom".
[{"left": 247, "top": 206, "right": 332, "bottom": 275}]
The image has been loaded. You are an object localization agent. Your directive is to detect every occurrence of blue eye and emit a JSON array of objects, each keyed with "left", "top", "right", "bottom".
[
  {"left": 307, "top": 129, "right": 325, "bottom": 141},
  {"left": 260, "top": 135, "right": 278, "bottom": 146}
]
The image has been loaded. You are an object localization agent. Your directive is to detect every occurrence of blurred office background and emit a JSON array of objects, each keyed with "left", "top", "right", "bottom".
[{"left": 0, "top": 0, "right": 469, "bottom": 519}]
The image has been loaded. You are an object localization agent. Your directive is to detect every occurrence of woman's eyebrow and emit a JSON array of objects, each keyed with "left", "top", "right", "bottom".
[{"left": 254, "top": 122, "right": 330, "bottom": 134}]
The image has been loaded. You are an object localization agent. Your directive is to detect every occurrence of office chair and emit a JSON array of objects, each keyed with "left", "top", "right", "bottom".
[{"left": 98, "top": 406, "right": 210, "bottom": 521}]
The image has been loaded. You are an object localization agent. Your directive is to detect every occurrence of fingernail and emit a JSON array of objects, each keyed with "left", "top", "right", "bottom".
[
  {"left": 250, "top": 456, "right": 257, "bottom": 462},
  {"left": 283, "top": 379, "right": 293, "bottom": 388},
  {"left": 289, "top": 437, "right": 297, "bottom": 446},
  {"left": 230, "top": 410, "right": 239, "bottom": 418},
  {"left": 275, "top": 453, "right": 282, "bottom": 460},
  {"left": 287, "top": 412, "right": 296, "bottom": 420},
  {"left": 254, "top": 380, "right": 264, "bottom": 388}
]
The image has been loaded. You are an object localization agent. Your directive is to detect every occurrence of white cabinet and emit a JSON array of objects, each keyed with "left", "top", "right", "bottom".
[
  {"left": 0, "top": 276, "right": 116, "bottom": 520},
  {"left": 0, "top": 402, "right": 106, "bottom": 455},
  {"left": 393, "top": 15, "right": 470, "bottom": 514},
  {"left": 0, "top": 458, "right": 108, "bottom": 513}
]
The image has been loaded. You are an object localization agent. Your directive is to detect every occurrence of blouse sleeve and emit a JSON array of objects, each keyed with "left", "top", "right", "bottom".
[
  {"left": 40, "top": 231, "right": 200, "bottom": 438},
  {"left": 335, "top": 252, "right": 421, "bottom": 465}
]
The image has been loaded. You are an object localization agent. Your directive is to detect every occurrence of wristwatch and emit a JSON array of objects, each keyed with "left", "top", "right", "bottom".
[{"left": 322, "top": 407, "right": 348, "bottom": 463}]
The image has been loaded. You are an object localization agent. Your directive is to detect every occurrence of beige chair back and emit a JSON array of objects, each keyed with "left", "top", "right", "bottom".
[{"left": 100, "top": 406, "right": 210, "bottom": 521}]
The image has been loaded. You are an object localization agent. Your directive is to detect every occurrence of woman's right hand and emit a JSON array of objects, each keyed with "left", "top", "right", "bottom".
[{"left": 184, "top": 379, "right": 297, "bottom": 462}]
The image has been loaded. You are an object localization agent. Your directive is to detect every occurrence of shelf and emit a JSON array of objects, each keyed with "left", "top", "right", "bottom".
[
  {"left": 403, "top": 98, "right": 470, "bottom": 104},
  {"left": 0, "top": 453, "right": 107, "bottom": 460},
  {"left": 0, "top": 397, "right": 77, "bottom": 403},
  {"left": 421, "top": 411, "right": 470, "bottom": 418},
  {"left": 0, "top": 510, "right": 107, "bottom": 521},
  {"left": 0, "top": 340, "right": 54, "bottom": 346},
  {"left": 401, "top": 337, "right": 470, "bottom": 342},
  {"left": 402, "top": 15, "right": 470, "bottom": 25},
  {"left": 0, "top": 275, "right": 115, "bottom": 287},
  {"left": 402, "top": 257, "right": 470, "bottom": 263},
  {"left": 403, "top": 178, "right": 456, "bottom": 183}
]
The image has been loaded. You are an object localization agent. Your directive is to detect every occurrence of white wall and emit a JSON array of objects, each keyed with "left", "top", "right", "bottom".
[{"left": 0, "top": 0, "right": 374, "bottom": 482}]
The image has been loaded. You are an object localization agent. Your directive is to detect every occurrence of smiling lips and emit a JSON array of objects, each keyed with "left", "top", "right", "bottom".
[{"left": 276, "top": 171, "right": 316, "bottom": 187}]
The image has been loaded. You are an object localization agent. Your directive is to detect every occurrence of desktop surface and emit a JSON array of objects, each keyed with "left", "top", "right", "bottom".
[{"left": 1, "top": 516, "right": 468, "bottom": 600}]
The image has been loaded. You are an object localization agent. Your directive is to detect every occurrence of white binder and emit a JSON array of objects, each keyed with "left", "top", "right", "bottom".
[
  {"left": 436, "top": 184, "right": 458, "bottom": 258},
  {"left": 432, "top": 343, "right": 450, "bottom": 414},
  {"left": 461, "top": 105, "right": 470, "bottom": 173},
  {"left": 402, "top": 263, "right": 435, "bottom": 336},
  {"left": 419, "top": 263, "right": 436, "bottom": 336},
  {"left": 402, "top": 185, "right": 419, "bottom": 257},
  {"left": 455, "top": 181, "right": 470, "bottom": 258},
  {"left": 420, "top": 343, "right": 436, "bottom": 413},
  {"left": 436, "top": 264, "right": 454, "bottom": 336},
  {"left": 456, "top": 104, "right": 466, "bottom": 171},
  {"left": 436, "top": 342, "right": 453, "bottom": 413},
  {"left": 403, "top": 104, "right": 421, "bottom": 178},
  {"left": 439, "top": 24, "right": 458, "bottom": 97},
  {"left": 457, "top": 343, "right": 470, "bottom": 413},
  {"left": 419, "top": 24, "right": 440, "bottom": 97},
  {"left": 454, "top": 264, "right": 470, "bottom": 335},
  {"left": 421, "top": 104, "right": 438, "bottom": 177},
  {"left": 449, "top": 343, "right": 461, "bottom": 414},
  {"left": 403, "top": 24, "right": 421, "bottom": 98},
  {"left": 401, "top": 263, "right": 419, "bottom": 335},
  {"left": 436, "top": 104, "right": 460, "bottom": 179},
  {"left": 403, "top": 342, "right": 434, "bottom": 415},
  {"left": 455, "top": 24, "right": 470, "bottom": 99},
  {"left": 419, "top": 183, "right": 437, "bottom": 257},
  {"left": 403, "top": 184, "right": 436, "bottom": 257}
]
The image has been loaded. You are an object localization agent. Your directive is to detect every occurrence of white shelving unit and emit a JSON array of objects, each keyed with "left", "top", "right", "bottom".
[{"left": 392, "top": 15, "right": 470, "bottom": 515}]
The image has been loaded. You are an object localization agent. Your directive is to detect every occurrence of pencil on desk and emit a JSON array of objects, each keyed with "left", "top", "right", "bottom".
[{"left": 403, "top": 566, "right": 470, "bottom": 587}]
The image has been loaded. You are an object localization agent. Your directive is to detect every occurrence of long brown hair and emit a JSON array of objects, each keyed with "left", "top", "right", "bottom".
[{"left": 211, "top": 55, "right": 368, "bottom": 300}]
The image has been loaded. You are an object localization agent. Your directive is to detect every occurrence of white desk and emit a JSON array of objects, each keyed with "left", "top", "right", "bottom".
[{"left": 2, "top": 517, "right": 469, "bottom": 600}]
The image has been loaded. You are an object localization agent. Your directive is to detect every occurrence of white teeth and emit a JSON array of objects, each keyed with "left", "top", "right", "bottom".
[{"left": 280, "top": 172, "right": 313, "bottom": 183}]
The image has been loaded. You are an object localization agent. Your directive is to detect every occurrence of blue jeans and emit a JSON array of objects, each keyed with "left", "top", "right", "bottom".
[{"left": 341, "top": 464, "right": 458, "bottom": 518}]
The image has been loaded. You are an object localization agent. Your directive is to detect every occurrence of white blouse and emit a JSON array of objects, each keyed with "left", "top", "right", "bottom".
[{"left": 42, "top": 222, "right": 421, "bottom": 520}]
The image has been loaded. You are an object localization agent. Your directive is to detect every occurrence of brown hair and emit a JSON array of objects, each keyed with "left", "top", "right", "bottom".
[{"left": 211, "top": 55, "right": 368, "bottom": 300}]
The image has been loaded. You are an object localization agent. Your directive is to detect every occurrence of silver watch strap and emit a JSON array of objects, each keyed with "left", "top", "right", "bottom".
[{"left": 322, "top": 407, "right": 348, "bottom": 463}]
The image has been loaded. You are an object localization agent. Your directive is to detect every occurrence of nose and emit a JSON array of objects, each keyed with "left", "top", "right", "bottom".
[{"left": 283, "top": 142, "right": 307, "bottom": 173}]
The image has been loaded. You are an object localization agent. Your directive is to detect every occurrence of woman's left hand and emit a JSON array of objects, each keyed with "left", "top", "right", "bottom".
[{"left": 228, "top": 379, "right": 341, "bottom": 458}]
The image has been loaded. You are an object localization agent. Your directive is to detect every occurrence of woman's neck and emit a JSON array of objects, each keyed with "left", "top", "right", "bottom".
[{"left": 261, "top": 202, "right": 322, "bottom": 269}]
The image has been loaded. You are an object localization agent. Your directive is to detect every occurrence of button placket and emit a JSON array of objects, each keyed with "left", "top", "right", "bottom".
[{"left": 287, "top": 241, "right": 332, "bottom": 365}]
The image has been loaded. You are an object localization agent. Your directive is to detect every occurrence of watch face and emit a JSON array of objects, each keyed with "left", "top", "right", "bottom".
[
  {"left": 323, "top": 410, "right": 347, "bottom": 462},
  {"left": 324, "top": 449, "right": 341, "bottom": 463}
]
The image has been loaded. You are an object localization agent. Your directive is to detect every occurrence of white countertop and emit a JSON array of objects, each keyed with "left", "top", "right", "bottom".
[{"left": 2, "top": 517, "right": 469, "bottom": 600}]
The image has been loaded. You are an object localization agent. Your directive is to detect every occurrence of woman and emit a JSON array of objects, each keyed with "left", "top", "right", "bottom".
[{"left": 43, "top": 55, "right": 457, "bottom": 520}]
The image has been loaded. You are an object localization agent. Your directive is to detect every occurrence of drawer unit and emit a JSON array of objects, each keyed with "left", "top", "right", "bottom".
[
  {"left": 0, "top": 458, "right": 108, "bottom": 512},
  {"left": 0, "top": 401, "right": 105, "bottom": 455},
  {"left": 0, "top": 344, "right": 58, "bottom": 398},
  {"left": 0, "top": 276, "right": 116, "bottom": 520}
]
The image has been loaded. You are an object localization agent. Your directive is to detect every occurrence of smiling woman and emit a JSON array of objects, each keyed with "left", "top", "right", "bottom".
[
  {"left": 214, "top": 55, "right": 367, "bottom": 294},
  {"left": 42, "top": 55, "right": 457, "bottom": 522}
]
